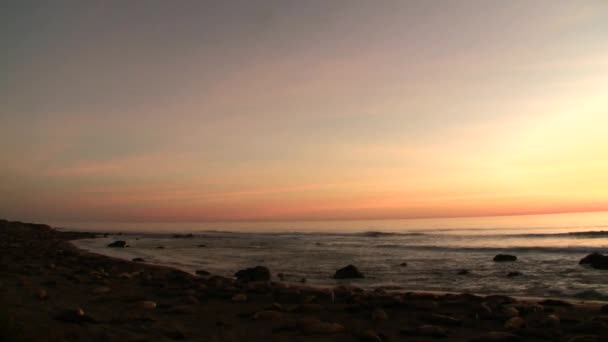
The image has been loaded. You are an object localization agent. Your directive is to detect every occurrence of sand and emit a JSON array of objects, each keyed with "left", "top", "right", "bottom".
[{"left": 1, "top": 219, "right": 607, "bottom": 341}]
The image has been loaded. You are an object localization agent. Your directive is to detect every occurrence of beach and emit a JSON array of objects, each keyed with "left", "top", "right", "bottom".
[{"left": 2, "top": 220, "right": 608, "bottom": 341}]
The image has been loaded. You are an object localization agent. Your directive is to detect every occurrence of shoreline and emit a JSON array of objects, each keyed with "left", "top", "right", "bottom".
[
  {"left": 70, "top": 239, "right": 608, "bottom": 306},
  {"left": 2, "top": 219, "right": 608, "bottom": 341}
]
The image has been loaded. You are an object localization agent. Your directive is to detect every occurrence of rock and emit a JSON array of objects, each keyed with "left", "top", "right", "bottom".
[
  {"left": 333, "top": 264, "right": 365, "bottom": 279},
  {"left": 132, "top": 258, "right": 144, "bottom": 262},
  {"left": 415, "top": 325, "right": 448, "bottom": 338},
  {"left": 504, "top": 317, "right": 525, "bottom": 331},
  {"left": 579, "top": 253, "right": 608, "bottom": 269},
  {"left": 37, "top": 289, "right": 48, "bottom": 300},
  {"left": 399, "top": 262, "right": 408, "bottom": 267},
  {"left": 197, "top": 244, "right": 206, "bottom": 247},
  {"left": 470, "top": 332, "right": 522, "bottom": 342},
  {"left": 457, "top": 269, "right": 470, "bottom": 275},
  {"left": 107, "top": 240, "right": 126, "bottom": 248},
  {"left": 493, "top": 254, "right": 517, "bottom": 262},
  {"left": 371, "top": 308, "right": 388, "bottom": 321},
  {"left": 139, "top": 301, "right": 157, "bottom": 309},
  {"left": 602, "top": 304, "right": 608, "bottom": 313},
  {"left": 357, "top": 330, "right": 384, "bottom": 342},
  {"left": 167, "top": 305, "right": 196, "bottom": 314},
  {"left": 253, "top": 310, "right": 285, "bottom": 320},
  {"left": 507, "top": 271, "right": 523, "bottom": 278},
  {"left": 566, "top": 336, "right": 601, "bottom": 342},
  {"left": 300, "top": 278, "right": 307, "bottom": 283},
  {"left": 92, "top": 286, "right": 111, "bottom": 295},
  {"left": 539, "top": 299, "right": 573, "bottom": 307},
  {"left": 231, "top": 293, "right": 247, "bottom": 302},
  {"left": 234, "top": 266, "right": 271, "bottom": 282},
  {"left": 156, "top": 246, "right": 165, "bottom": 249},
  {"left": 53, "top": 308, "right": 95, "bottom": 324},
  {"left": 195, "top": 270, "right": 210, "bottom": 276},
  {"left": 496, "top": 306, "right": 519, "bottom": 320},
  {"left": 423, "top": 313, "right": 462, "bottom": 326},
  {"left": 296, "top": 318, "right": 346, "bottom": 334},
  {"left": 277, "top": 273, "right": 286, "bottom": 281}
]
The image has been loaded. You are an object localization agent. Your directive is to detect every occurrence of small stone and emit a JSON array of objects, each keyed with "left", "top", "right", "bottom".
[
  {"left": 493, "top": 254, "right": 517, "bottom": 262},
  {"left": 357, "top": 329, "right": 383, "bottom": 342},
  {"left": 167, "top": 305, "right": 195, "bottom": 314},
  {"left": 231, "top": 293, "right": 247, "bottom": 302},
  {"left": 371, "top": 308, "right": 388, "bottom": 321},
  {"left": 457, "top": 269, "right": 470, "bottom": 275},
  {"left": 424, "top": 313, "right": 462, "bottom": 326},
  {"left": 417, "top": 325, "right": 448, "bottom": 337},
  {"left": 470, "top": 332, "right": 521, "bottom": 342},
  {"left": 37, "top": 289, "right": 48, "bottom": 300},
  {"left": 296, "top": 318, "right": 346, "bottom": 334},
  {"left": 139, "top": 301, "right": 157, "bottom": 309},
  {"left": 253, "top": 310, "right": 285, "bottom": 320},
  {"left": 507, "top": 271, "right": 523, "bottom": 278},
  {"left": 504, "top": 317, "right": 525, "bottom": 331},
  {"left": 566, "top": 336, "right": 601, "bottom": 342},
  {"left": 399, "top": 262, "right": 408, "bottom": 267},
  {"left": 539, "top": 299, "right": 572, "bottom": 307},
  {"left": 92, "top": 286, "right": 111, "bottom": 295}
]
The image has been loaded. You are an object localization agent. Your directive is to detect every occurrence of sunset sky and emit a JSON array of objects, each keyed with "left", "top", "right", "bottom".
[{"left": 2, "top": 1, "right": 608, "bottom": 223}]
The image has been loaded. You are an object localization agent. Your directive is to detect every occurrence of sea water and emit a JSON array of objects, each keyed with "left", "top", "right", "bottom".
[{"left": 68, "top": 211, "right": 608, "bottom": 301}]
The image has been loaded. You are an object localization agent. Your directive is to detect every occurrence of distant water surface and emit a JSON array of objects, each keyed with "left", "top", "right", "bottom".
[{"left": 68, "top": 212, "right": 608, "bottom": 301}]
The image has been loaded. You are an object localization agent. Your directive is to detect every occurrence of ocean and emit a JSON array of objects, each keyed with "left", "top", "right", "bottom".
[{"left": 67, "top": 211, "right": 608, "bottom": 301}]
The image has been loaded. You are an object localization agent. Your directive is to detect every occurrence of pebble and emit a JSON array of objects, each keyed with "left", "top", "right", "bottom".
[
  {"left": 469, "top": 332, "right": 522, "bottom": 342},
  {"left": 139, "top": 301, "right": 157, "bottom": 309},
  {"left": 371, "top": 308, "right": 388, "bottom": 321},
  {"left": 296, "top": 318, "right": 345, "bottom": 334},
  {"left": 504, "top": 317, "right": 525, "bottom": 331},
  {"left": 253, "top": 310, "right": 285, "bottom": 320},
  {"left": 92, "top": 286, "right": 111, "bottom": 295},
  {"left": 231, "top": 293, "right": 247, "bottom": 302},
  {"left": 37, "top": 289, "right": 48, "bottom": 300}
]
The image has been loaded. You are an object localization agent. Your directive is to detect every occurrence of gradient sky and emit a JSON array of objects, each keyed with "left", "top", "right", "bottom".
[{"left": 2, "top": 1, "right": 608, "bottom": 223}]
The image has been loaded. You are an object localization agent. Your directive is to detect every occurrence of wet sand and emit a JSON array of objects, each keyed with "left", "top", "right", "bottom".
[{"left": 1, "top": 219, "right": 607, "bottom": 341}]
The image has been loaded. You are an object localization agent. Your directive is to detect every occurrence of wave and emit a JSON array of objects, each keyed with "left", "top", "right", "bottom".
[{"left": 375, "top": 244, "right": 608, "bottom": 254}]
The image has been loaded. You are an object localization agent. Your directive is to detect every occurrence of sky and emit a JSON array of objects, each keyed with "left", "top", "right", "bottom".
[{"left": 2, "top": 1, "right": 608, "bottom": 224}]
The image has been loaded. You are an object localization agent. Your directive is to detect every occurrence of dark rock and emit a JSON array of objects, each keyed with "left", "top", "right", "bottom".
[
  {"left": 197, "top": 244, "right": 206, "bottom": 247},
  {"left": 602, "top": 304, "right": 608, "bottom": 313},
  {"left": 401, "top": 325, "right": 447, "bottom": 338},
  {"left": 195, "top": 270, "right": 210, "bottom": 276},
  {"left": 457, "top": 269, "right": 470, "bottom": 275},
  {"left": 507, "top": 271, "right": 523, "bottom": 278},
  {"left": 132, "top": 258, "right": 144, "bottom": 262},
  {"left": 53, "top": 308, "right": 96, "bottom": 324},
  {"left": 579, "top": 253, "right": 608, "bottom": 269},
  {"left": 469, "top": 332, "right": 521, "bottom": 342},
  {"left": 234, "top": 266, "right": 271, "bottom": 282},
  {"left": 493, "top": 254, "right": 517, "bottom": 262},
  {"left": 107, "top": 240, "right": 126, "bottom": 248},
  {"left": 399, "top": 262, "right": 408, "bottom": 267},
  {"left": 156, "top": 246, "right": 165, "bottom": 249},
  {"left": 423, "top": 313, "right": 462, "bottom": 326},
  {"left": 539, "top": 299, "right": 573, "bottom": 307},
  {"left": 333, "top": 264, "right": 365, "bottom": 279}
]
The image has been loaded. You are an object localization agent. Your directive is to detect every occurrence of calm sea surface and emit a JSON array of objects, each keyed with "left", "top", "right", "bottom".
[{"left": 67, "top": 212, "right": 608, "bottom": 301}]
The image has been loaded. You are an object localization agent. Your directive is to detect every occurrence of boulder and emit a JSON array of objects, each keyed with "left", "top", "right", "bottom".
[
  {"left": 333, "top": 264, "right": 365, "bottom": 279},
  {"left": 234, "top": 266, "right": 271, "bottom": 282},
  {"left": 579, "top": 253, "right": 608, "bottom": 270},
  {"left": 107, "top": 240, "right": 126, "bottom": 248},
  {"left": 493, "top": 254, "right": 517, "bottom": 262}
]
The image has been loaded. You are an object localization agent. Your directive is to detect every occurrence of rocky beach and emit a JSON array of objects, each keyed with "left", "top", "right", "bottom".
[{"left": 2, "top": 220, "right": 608, "bottom": 342}]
